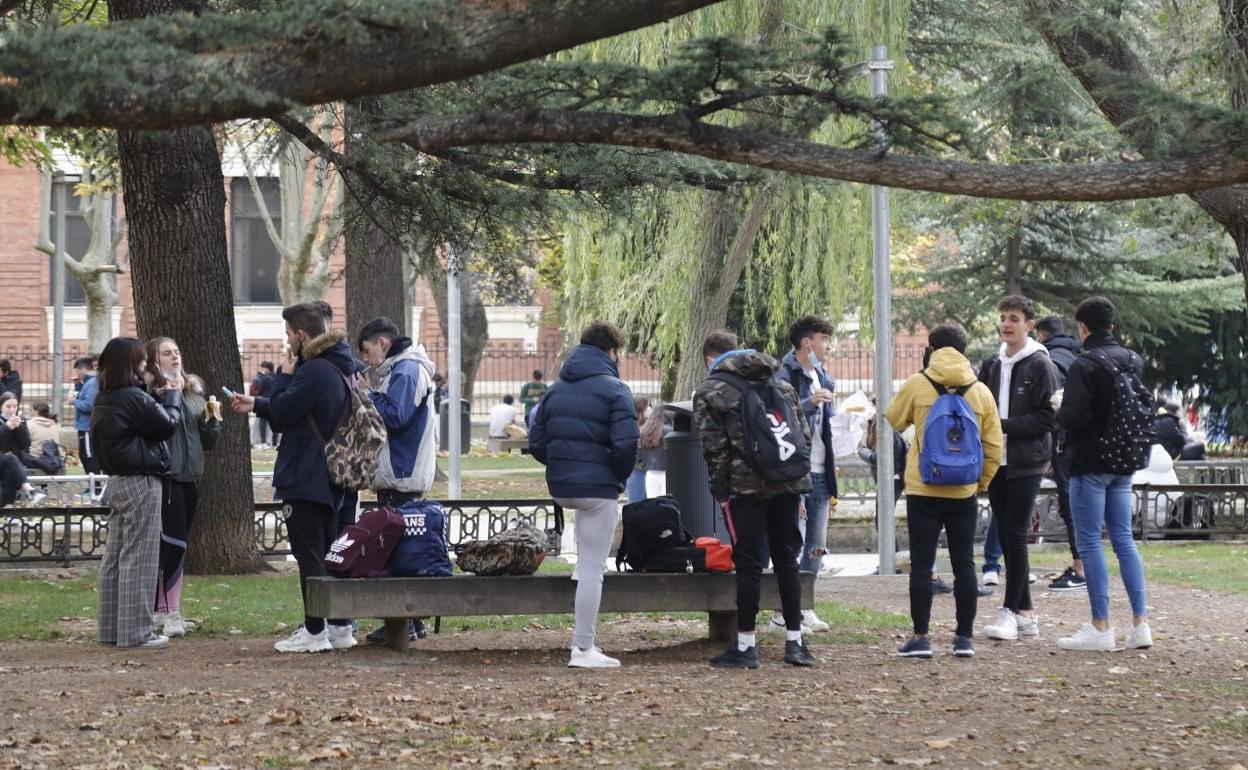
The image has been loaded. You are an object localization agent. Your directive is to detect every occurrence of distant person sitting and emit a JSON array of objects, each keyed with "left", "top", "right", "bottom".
[
  {"left": 1153, "top": 402, "right": 1187, "bottom": 460},
  {"left": 489, "top": 395, "right": 526, "bottom": 439},
  {"left": 22, "top": 402, "right": 65, "bottom": 475},
  {"left": 520, "top": 370, "right": 548, "bottom": 423}
]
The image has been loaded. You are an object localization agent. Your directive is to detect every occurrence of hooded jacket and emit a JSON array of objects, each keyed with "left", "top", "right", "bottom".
[
  {"left": 167, "top": 380, "right": 222, "bottom": 484},
  {"left": 73, "top": 373, "right": 98, "bottom": 432},
  {"left": 977, "top": 337, "right": 1059, "bottom": 479},
  {"left": 89, "top": 380, "right": 181, "bottom": 476},
  {"left": 1153, "top": 412, "right": 1187, "bottom": 460},
  {"left": 367, "top": 337, "right": 438, "bottom": 494},
  {"left": 886, "top": 347, "right": 1003, "bottom": 499},
  {"left": 780, "top": 350, "right": 839, "bottom": 498},
  {"left": 1041, "top": 332, "right": 1081, "bottom": 385},
  {"left": 529, "top": 344, "right": 639, "bottom": 499},
  {"left": 253, "top": 329, "right": 353, "bottom": 510},
  {"left": 693, "top": 350, "right": 813, "bottom": 501},
  {"left": 26, "top": 415, "right": 61, "bottom": 455},
  {"left": 1057, "top": 330, "right": 1149, "bottom": 476}
]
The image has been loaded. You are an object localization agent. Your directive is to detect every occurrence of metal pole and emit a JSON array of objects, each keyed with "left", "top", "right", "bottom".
[
  {"left": 447, "top": 246, "right": 462, "bottom": 498},
  {"left": 869, "top": 45, "right": 896, "bottom": 577},
  {"left": 52, "top": 177, "right": 66, "bottom": 423}
]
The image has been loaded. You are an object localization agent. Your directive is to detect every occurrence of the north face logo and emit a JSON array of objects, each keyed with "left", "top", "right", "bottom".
[
  {"left": 766, "top": 411, "right": 797, "bottom": 461},
  {"left": 329, "top": 536, "right": 355, "bottom": 554}
]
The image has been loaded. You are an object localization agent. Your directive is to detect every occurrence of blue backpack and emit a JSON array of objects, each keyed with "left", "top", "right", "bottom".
[
  {"left": 918, "top": 373, "right": 983, "bottom": 486},
  {"left": 388, "top": 499, "right": 453, "bottom": 577}
]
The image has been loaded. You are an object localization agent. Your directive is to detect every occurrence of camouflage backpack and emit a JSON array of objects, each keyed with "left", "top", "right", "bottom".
[
  {"left": 456, "top": 520, "right": 548, "bottom": 576},
  {"left": 309, "top": 370, "right": 387, "bottom": 491}
]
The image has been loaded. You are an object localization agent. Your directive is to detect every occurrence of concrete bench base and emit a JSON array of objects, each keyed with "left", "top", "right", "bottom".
[
  {"left": 486, "top": 437, "right": 529, "bottom": 453},
  {"left": 307, "top": 571, "right": 815, "bottom": 651}
]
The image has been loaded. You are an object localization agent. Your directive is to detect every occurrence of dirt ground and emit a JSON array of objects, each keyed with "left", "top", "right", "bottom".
[{"left": 2, "top": 565, "right": 1247, "bottom": 770}]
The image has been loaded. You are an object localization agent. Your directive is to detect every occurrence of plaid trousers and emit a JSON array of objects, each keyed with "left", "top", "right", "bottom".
[{"left": 97, "top": 475, "right": 163, "bottom": 647}]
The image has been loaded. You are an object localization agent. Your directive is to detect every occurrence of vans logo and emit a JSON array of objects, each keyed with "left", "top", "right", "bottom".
[
  {"left": 405, "top": 513, "right": 428, "bottom": 537},
  {"left": 766, "top": 411, "right": 797, "bottom": 461}
]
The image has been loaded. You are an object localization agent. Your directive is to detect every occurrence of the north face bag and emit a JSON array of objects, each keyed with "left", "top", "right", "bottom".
[
  {"left": 309, "top": 371, "right": 387, "bottom": 491},
  {"left": 1087, "top": 351, "right": 1156, "bottom": 474},
  {"left": 918, "top": 372, "right": 983, "bottom": 486},
  {"left": 456, "top": 520, "right": 548, "bottom": 576},
  {"left": 390, "top": 499, "right": 453, "bottom": 577},
  {"left": 644, "top": 536, "right": 734, "bottom": 573},
  {"left": 708, "top": 371, "right": 811, "bottom": 483},
  {"left": 323, "top": 506, "right": 405, "bottom": 578},
  {"left": 615, "top": 495, "right": 693, "bottom": 572}
]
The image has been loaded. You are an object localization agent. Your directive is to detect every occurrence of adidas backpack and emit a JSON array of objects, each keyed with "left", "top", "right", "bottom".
[
  {"left": 708, "top": 371, "right": 812, "bottom": 483},
  {"left": 918, "top": 372, "right": 983, "bottom": 486},
  {"left": 1086, "top": 350, "right": 1155, "bottom": 474},
  {"left": 309, "top": 370, "right": 388, "bottom": 492},
  {"left": 323, "top": 506, "right": 405, "bottom": 578}
]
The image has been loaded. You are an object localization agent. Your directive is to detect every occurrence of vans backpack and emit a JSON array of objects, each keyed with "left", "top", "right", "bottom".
[
  {"left": 615, "top": 495, "right": 693, "bottom": 571},
  {"left": 309, "top": 370, "right": 388, "bottom": 492},
  {"left": 389, "top": 499, "right": 453, "bottom": 577},
  {"left": 323, "top": 506, "right": 405, "bottom": 578},
  {"left": 642, "top": 536, "right": 734, "bottom": 573},
  {"left": 918, "top": 372, "right": 983, "bottom": 486},
  {"left": 708, "top": 371, "right": 811, "bottom": 483},
  {"left": 1087, "top": 350, "right": 1155, "bottom": 474}
]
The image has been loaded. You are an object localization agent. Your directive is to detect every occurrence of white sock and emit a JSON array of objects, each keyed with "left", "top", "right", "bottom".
[
  {"left": 737, "top": 632, "right": 756, "bottom": 652},
  {"left": 786, "top": 629, "right": 803, "bottom": 642}
]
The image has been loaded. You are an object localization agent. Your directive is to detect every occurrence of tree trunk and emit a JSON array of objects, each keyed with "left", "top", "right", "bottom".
[
  {"left": 111, "top": 0, "right": 263, "bottom": 575},
  {"left": 81, "top": 278, "right": 117, "bottom": 355},
  {"left": 344, "top": 99, "right": 408, "bottom": 336},
  {"left": 427, "top": 263, "right": 489, "bottom": 404}
]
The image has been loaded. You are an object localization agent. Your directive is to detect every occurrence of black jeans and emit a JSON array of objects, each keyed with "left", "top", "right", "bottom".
[
  {"left": 906, "top": 494, "right": 978, "bottom": 637},
  {"left": 0, "top": 453, "right": 26, "bottom": 506},
  {"left": 284, "top": 499, "right": 348, "bottom": 634},
  {"left": 987, "top": 473, "right": 1043, "bottom": 613},
  {"left": 723, "top": 493, "right": 803, "bottom": 633},
  {"left": 1051, "top": 437, "right": 1078, "bottom": 560}
]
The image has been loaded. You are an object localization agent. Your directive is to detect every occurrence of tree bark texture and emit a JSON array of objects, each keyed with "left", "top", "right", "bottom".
[{"left": 0, "top": 0, "right": 721, "bottom": 129}]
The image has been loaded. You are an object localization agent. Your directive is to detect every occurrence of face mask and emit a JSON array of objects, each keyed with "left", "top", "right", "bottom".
[{"left": 807, "top": 350, "right": 820, "bottom": 367}]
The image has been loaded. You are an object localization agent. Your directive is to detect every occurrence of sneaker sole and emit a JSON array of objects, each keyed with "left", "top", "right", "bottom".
[
  {"left": 568, "top": 662, "right": 622, "bottom": 669},
  {"left": 329, "top": 639, "right": 358, "bottom": 650},
  {"left": 897, "top": 650, "right": 933, "bottom": 659},
  {"left": 984, "top": 629, "right": 1019, "bottom": 641},
  {"left": 709, "top": 660, "right": 761, "bottom": 669},
  {"left": 274, "top": 644, "right": 332, "bottom": 653},
  {"left": 1048, "top": 585, "right": 1087, "bottom": 592},
  {"left": 954, "top": 649, "right": 975, "bottom": 658}
]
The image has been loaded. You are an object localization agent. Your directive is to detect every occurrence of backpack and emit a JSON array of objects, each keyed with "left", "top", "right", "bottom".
[
  {"left": 309, "top": 370, "right": 387, "bottom": 491},
  {"left": 25, "top": 440, "right": 64, "bottom": 475},
  {"left": 708, "top": 371, "right": 811, "bottom": 483},
  {"left": 642, "top": 536, "right": 734, "bottom": 573},
  {"left": 456, "top": 520, "right": 548, "bottom": 575},
  {"left": 323, "top": 506, "right": 405, "bottom": 578},
  {"left": 918, "top": 372, "right": 984, "bottom": 486},
  {"left": 389, "top": 499, "right": 453, "bottom": 577},
  {"left": 1086, "top": 350, "right": 1156, "bottom": 474},
  {"left": 615, "top": 495, "right": 692, "bottom": 571}
]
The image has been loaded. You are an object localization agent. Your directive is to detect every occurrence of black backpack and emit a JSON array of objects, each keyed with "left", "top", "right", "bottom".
[
  {"left": 1086, "top": 350, "right": 1156, "bottom": 474},
  {"left": 709, "top": 371, "right": 811, "bottom": 483},
  {"left": 615, "top": 495, "right": 693, "bottom": 572}
]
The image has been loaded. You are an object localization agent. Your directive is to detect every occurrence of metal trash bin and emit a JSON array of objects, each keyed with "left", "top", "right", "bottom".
[
  {"left": 439, "top": 398, "right": 471, "bottom": 455},
  {"left": 663, "top": 401, "right": 728, "bottom": 540}
]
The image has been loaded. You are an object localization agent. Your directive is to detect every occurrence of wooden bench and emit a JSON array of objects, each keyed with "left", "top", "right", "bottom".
[
  {"left": 307, "top": 571, "right": 816, "bottom": 651},
  {"left": 486, "top": 436, "right": 529, "bottom": 454}
]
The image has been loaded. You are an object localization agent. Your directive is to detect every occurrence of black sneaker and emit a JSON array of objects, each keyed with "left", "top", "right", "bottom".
[
  {"left": 897, "top": 636, "right": 933, "bottom": 658},
  {"left": 365, "top": 619, "right": 428, "bottom": 644},
  {"left": 976, "top": 584, "right": 995, "bottom": 598},
  {"left": 931, "top": 577, "right": 954, "bottom": 595},
  {"left": 1048, "top": 567, "right": 1087, "bottom": 592},
  {"left": 954, "top": 635, "right": 975, "bottom": 658},
  {"left": 784, "top": 639, "right": 816, "bottom": 666},
  {"left": 710, "top": 644, "right": 760, "bottom": 669}
]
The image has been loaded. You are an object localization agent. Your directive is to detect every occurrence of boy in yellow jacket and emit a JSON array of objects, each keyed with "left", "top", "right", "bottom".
[{"left": 886, "top": 322, "right": 1003, "bottom": 659}]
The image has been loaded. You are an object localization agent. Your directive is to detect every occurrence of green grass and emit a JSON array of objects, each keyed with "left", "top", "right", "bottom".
[{"left": 1106, "top": 542, "right": 1248, "bottom": 595}]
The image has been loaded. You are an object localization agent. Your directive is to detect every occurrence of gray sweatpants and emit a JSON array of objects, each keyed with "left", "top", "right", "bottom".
[{"left": 556, "top": 496, "right": 619, "bottom": 651}]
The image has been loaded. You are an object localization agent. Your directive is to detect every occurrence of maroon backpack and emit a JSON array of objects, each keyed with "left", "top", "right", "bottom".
[{"left": 323, "top": 506, "right": 405, "bottom": 578}]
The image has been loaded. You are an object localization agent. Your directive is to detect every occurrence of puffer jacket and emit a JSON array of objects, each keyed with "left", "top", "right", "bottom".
[
  {"left": 89, "top": 380, "right": 181, "bottom": 476},
  {"left": 368, "top": 337, "right": 438, "bottom": 494},
  {"left": 253, "top": 329, "right": 353, "bottom": 509},
  {"left": 529, "top": 344, "right": 639, "bottom": 499},
  {"left": 693, "top": 349, "right": 813, "bottom": 501}
]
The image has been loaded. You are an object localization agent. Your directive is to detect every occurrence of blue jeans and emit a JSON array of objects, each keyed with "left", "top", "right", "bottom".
[
  {"left": 1070, "top": 473, "right": 1147, "bottom": 621},
  {"left": 800, "top": 473, "right": 831, "bottom": 573},
  {"left": 625, "top": 468, "right": 647, "bottom": 504},
  {"left": 982, "top": 511, "right": 1002, "bottom": 574}
]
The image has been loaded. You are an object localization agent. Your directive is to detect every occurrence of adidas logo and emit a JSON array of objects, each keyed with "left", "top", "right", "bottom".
[{"left": 329, "top": 536, "right": 355, "bottom": 554}]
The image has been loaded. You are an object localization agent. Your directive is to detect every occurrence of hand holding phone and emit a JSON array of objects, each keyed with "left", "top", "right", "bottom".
[{"left": 222, "top": 386, "right": 235, "bottom": 399}]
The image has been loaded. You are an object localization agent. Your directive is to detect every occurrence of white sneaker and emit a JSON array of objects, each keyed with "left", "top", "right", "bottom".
[
  {"left": 1057, "top": 624, "right": 1116, "bottom": 652},
  {"left": 984, "top": 607, "right": 1019, "bottom": 641},
  {"left": 327, "top": 624, "right": 358, "bottom": 650},
  {"left": 163, "top": 611, "right": 187, "bottom": 638},
  {"left": 1028, "top": 572, "right": 1037, "bottom": 584},
  {"left": 802, "top": 609, "right": 830, "bottom": 633},
  {"left": 26, "top": 491, "right": 46, "bottom": 505},
  {"left": 767, "top": 611, "right": 813, "bottom": 633},
  {"left": 982, "top": 571, "right": 1000, "bottom": 586},
  {"left": 152, "top": 611, "right": 168, "bottom": 632},
  {"left": 1125, "top": 622, "right": 1153, "bottom": 650},
  {"left": 568, "top": 646, "right": 620, "bottom": 668},
  {"left": 1016, "top": 615, "right": 1040, "bottom": 638},
  {"left": 274, "top": 626, "right": 331, "bottom": 653}
]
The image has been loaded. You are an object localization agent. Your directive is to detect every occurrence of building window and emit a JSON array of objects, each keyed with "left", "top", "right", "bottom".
[
  {"left": 230, "top": 177, "right": 283, "bottom": 305},
  {"left": 47, "top": 180, "right": 110, "bottom": 306}
]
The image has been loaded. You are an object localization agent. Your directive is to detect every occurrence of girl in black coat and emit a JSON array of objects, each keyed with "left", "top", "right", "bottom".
[{"left": 0, "top": 391, "right": 43, "bottom": 506}]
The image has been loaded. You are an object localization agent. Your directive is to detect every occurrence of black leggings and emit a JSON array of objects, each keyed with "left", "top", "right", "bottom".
[
  {"left": 906, "top": 494, "right": 978, "bottom": 637},
  {"left": 157, "top": 479, "right": 197, "bottom": 600},
  {"left": 987, "top": 473, "right": 1043, "bottom": 613},
  {"left": 284, "top": 500, "right": 348, "bottom": 634},
  {"left": 1051, "top": 439, "right": 1078, "bottom": 560},
  {"left": 722, "top": 493, "right": 804, "bottom": 633}
]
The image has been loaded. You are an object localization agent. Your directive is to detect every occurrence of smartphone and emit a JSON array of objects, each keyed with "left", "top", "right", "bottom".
[{"left": 222, "top": 386, "right": 236, "bottom": 399}]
